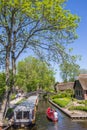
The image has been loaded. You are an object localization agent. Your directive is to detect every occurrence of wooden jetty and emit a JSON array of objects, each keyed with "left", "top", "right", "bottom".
[{"left": 13, "top": 95, "right": 38, "bottom": 128}]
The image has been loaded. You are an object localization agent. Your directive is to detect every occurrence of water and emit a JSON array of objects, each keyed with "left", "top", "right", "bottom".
[{"left": 9, "top": 98, "right": 87, "bottom": 130}]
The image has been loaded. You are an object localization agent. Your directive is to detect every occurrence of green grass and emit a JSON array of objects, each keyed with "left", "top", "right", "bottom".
[
  {"left": 52, "top": 98, "right": 71, "bottom": 107},
  {"left": 69, "top": 106, "right": 87, "bottom": 112}
]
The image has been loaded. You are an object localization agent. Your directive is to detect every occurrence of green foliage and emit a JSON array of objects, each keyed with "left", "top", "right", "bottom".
[
  {"left": 16, "top": 56, "right": 55, "bottom": 92},
  {"left": 51, "top": 90, "right": 73, "bottom": 99},
  {"left": 50, "top": 90, "right": 73, "bottom": 108},
  {"left": 10, "top": 93, "right": 16, "bottom": 100},
  {"left": 0, "top": 0, "right": 80, "bottom": 94},
  {"left": 0, "top": 72, "right": 6, "bottom": 100},
  {"left": 44, "top": 87, "right": 54, "bottom": 93},
  {"left": 60, "top": 59, "right": 80, "bottom": 82},
  {"left": 52, "top": 98, "right": 71, "bottom": 107},
  {"left": 77, "top": 100, "right": 87, "bottom": 106},
  {"left": 69, "top": 106, "right": 87, "bottom": 112},
  {"left": 0, "top": 0, "right": 80, "bottom": 65},
  {"left": 6, "top": 108, "right": 13, "bottom": 117}
]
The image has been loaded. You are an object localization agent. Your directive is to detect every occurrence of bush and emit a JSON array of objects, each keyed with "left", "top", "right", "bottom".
[
  {"left": 51, "top": 91, "right": 72, "bottom": 99},
  {"left": 6, "top": 108, "right": 13, "bottom": 118}
]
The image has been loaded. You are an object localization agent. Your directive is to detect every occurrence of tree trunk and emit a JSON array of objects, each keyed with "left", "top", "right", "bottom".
[
  {"left": 0, "top": 47, "right": 10, "bottom": 124},
  {"left": 11, "top": 32, "right": 16, "bottom": 92},
  {"left": 12, "top": 50, "right": 16, "bottom": 92},
  {"left": 3, "top": 47, "right": 11, "bottom": 117}
]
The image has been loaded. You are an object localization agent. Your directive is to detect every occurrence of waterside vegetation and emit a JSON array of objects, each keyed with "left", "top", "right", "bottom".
[{"left": 50, "top": 90, "right": 87, "bottom": 112}]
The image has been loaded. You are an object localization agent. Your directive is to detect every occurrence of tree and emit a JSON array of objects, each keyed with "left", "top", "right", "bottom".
[
  {"left": 0, "top": 0, "right": 79, "bottom": 85},
  {"left": 0, "top": 0, "right": 79, "bottom": 119},
  {"left": 16, "top": 57, "right": 55, "bottom": 92},
  {"left": 60, "top": 56, "right": 80, "bottom": 82}
]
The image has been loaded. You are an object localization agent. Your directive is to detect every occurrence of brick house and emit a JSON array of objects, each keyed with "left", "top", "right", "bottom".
[{"left": 73, "top": 74, "right": 87, "bottom": 100}]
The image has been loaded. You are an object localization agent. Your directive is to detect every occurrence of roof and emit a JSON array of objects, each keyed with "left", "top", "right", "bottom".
[
  {"left": 56, "top": 82, "right": 74, "bottom": 90},
  {"left": 74, "top": 74, "right": 87, "bottom": 90},
  {"left": 14, "top": 95, "right": 38, "bottom": 112},
  {"left": 78, "top": 74, "right": 87, "bottom": 90}
]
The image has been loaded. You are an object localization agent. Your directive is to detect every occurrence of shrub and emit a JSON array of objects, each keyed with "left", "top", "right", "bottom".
[{"left": 6, "top": 108, "right": 13, "bottom": 118}]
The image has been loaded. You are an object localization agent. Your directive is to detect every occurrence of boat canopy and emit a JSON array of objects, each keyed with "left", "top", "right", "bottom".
[{"left": 14, "top": 95, "right": 38, "bottom": 112}]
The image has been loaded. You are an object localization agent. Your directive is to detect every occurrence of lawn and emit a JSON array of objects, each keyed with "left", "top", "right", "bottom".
[{"left": 52, "top": 97, "right": 71, "bottom": 107}]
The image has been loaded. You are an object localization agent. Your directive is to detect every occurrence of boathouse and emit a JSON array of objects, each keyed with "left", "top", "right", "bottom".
[
  {"left": 13, "top": 95, "right": 38, "bottom": 127},
  {"left": 73, "top": 74, "right": 87, "bottom": 100}
]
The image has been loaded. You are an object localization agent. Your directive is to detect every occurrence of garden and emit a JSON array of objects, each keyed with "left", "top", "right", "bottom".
[{"left": 50, "top": 90, "right": 87, "bottom": 112}]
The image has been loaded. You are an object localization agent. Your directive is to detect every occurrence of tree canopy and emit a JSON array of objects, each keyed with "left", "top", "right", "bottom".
[
  {"left": 0, "top": 0, "right": 80, "bottom": 88},
  {"left": 16, "top": 56, "right": 55, "bottom": 92},
  {"left": 60, "top": 56, "right": 80, "bottom": 82},
  {"left": 0, "top": 0, "right": 79, "bottom": 66}
]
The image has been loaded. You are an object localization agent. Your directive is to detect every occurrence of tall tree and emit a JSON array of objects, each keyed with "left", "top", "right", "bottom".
[
  {"left": 60, "top": 56, "right": 80, "bottom": 82},
  {"left": 16, "top": 57, "right": 55, "bottom": 92},
  {"left": 0, "top": 0, "right": 79, "bottom": 85},
  {"left": 0, "top": 0, "right": 79, "bottom": 119}
]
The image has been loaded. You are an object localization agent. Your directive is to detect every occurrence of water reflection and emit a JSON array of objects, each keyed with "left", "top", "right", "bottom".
[{"left": 9, "top": 97, "right": 87, "bottom": 130}]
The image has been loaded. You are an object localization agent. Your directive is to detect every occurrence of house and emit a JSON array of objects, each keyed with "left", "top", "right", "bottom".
[
  {"left": 73, "top": 74, "right": 87, "bottom": 100},
  {"left": 54, "top": 82, "right": 74, "bottom": 92}
]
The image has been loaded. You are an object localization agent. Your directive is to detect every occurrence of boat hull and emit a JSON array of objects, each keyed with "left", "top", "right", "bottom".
[{"left": 46, "top": 107, "right": 58, "bottom": 122}]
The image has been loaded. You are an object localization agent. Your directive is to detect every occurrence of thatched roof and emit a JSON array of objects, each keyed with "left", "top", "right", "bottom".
[
  {"left": 78, "top": 74, "right": 87, "bottom": 90},
  {"left": 56, "top": 82, "right": 74, "bottom": 91}
]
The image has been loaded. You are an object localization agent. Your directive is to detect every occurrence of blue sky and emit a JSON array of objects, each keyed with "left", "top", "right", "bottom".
[
  {"left": 55, "top": 0, "right": 87, "bottom": 81},
  {"left": 66, "top": 0, "right": 87, "bottom": 68}
]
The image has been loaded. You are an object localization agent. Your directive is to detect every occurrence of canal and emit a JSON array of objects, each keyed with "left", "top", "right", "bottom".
[{"left": 9, "top": 97, "right": 87, "bottom": 130}]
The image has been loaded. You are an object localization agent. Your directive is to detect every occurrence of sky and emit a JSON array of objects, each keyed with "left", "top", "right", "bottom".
[
  {"left": 18, "top": 0, "right": 87, "bottom": 82},
  {"left": 54, "top": 0, "right": 87, "bottom": 82},
  {"left": 66, "top": 0, "right": 87, "bottom": 68}
]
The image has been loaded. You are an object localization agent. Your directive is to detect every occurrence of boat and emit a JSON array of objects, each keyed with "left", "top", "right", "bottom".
[
  {"left": 13, "top": 95, "right": 38, "bottom": 128},
  {"left": 46, "top": 107, "right": 58, "bottom": 122}
]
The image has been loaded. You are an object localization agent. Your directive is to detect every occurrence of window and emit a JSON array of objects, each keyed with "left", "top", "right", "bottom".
[
  {"left": 23, "top": 111, "right": 29, "bottom": 119},
  {"left": 16, "top": 111, "right": 22, "bottom": 119}
]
